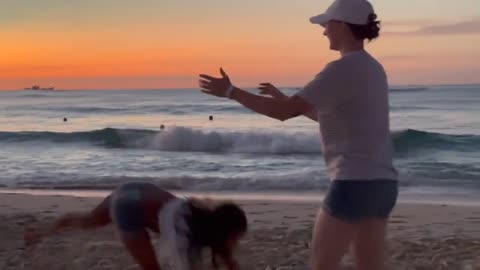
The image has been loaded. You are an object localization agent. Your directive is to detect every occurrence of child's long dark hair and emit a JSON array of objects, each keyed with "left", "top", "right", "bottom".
[{"left": 186, "top": 200, "right": 247, "bottom": 269}]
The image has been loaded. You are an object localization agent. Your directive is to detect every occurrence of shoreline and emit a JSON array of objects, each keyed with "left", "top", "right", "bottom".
[{"left": 1, "top": 187, "right": 480, "bottom": 207}]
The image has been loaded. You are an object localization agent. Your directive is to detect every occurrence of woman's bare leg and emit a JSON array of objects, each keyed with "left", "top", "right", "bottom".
[
  {"left": 311, "top": 209, "right": 356, "bottom": 270},
  {"left": 352, "top": 218, "right": 388, "bottom": 270},
  {"left": 25, "top": 195, "right": 112, "bottom": 245},
  {"left": 119, "top": 230, "right": 161, "bottom": 270}
]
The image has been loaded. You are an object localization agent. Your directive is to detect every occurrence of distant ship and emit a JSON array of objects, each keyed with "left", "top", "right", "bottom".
[{"left": 24, "top": 85, "right": 55, "bottom": 90}]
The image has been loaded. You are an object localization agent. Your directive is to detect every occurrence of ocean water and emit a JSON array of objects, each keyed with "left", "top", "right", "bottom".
[{"left": 0, "top": 85, "right": 479, "bottom": 196}]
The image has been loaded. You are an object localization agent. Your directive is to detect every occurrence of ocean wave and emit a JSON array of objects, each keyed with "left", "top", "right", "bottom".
[
  {"left": 392, "top": 129, "right": 480, "bottom": 153},
  {"left": 20, "top": 94, "right": 53, "bottom": 98},
  {"left": 0, "top": 127, "right": 478, "bottom": 154},
  {"left": 390, "top": 86, "right": 429, "bottom": 92},
  {"left": 16, "top": 104, "right": 247, "bottom": 115},
  {"left": 390, "top": 105, "right": 430, "bottom": 111},
  {"left": 3, "top": 172, "right": 480, "bottom": 192}
]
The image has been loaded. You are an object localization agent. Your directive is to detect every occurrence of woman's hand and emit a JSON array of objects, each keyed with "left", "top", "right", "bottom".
[
  {"left": 258, "top": 83, "right": 288, "bottom": 100},
  {"left": 199, "top": 68, "right": 232, "bottom": 98}
]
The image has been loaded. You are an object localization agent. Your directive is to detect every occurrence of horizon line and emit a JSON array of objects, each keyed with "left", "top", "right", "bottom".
[{"left": 2, "top": 82, "right": 480, "bottom": 91}]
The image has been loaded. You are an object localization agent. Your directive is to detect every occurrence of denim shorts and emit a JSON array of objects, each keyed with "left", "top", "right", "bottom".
[
  {"left": 110, "top": 182, "right": 153, "bottom": 232},
  {"left": 322, "top": 179, "right": 398, "bottom": 223}
]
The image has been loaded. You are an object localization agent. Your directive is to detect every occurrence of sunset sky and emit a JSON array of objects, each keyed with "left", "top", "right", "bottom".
[{"left": 1, "top": 0, "right": 479, "bottom": 90}]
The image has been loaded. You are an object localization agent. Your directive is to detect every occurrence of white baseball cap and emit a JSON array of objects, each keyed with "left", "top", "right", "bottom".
[{"left": 310, "top": 0, "right": 375, "bottom": 27}]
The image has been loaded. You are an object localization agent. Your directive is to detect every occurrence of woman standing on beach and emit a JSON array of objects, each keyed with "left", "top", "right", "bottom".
[{"left": 198, "top": 0, "right": 398, "bottom": 269}]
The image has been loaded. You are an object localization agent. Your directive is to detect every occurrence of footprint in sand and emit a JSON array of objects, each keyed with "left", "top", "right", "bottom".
[
  {"left": 255, "top": 210, "right": 277, "bottom": 214},
  {"left": 254, "top": 220, "right": 270, "bottom": 224},
  {"left": 302, "top": 221, "right": 313, "bottom": 227},
  {"left": 15, "top": 220, "right": 28, "bottom": 226},
  {"left": 467, "top": 217, "right": 480, "bottom": 224},
  {"left": 389, "top": 220, "right": 407, "bottom": 224}
]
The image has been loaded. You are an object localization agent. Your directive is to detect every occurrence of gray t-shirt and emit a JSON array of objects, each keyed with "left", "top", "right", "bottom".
[{"left": 297, "top": 50, "right": 398, "bottom": 181}]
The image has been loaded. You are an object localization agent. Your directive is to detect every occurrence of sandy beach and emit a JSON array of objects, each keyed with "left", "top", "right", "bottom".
[{"left": 0, "top": 192, "right": 479, "bottom": 270}]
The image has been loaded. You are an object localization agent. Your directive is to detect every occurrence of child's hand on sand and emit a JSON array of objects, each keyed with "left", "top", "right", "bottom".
[
  {"left": 24, "top": 227, "right": 44, "bottom": 246},
  {"left": 258, "top": 83, "right": 288, "bottom": 100}
]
